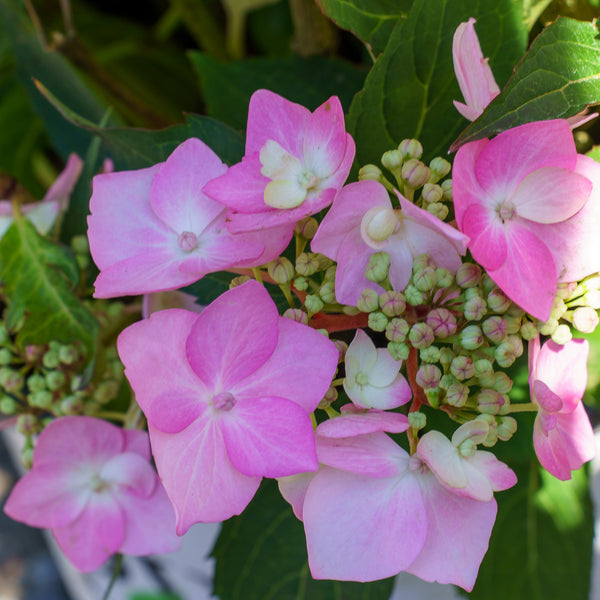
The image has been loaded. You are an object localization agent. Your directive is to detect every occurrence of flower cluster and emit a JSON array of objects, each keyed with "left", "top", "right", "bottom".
[{"left": 4, "top": 17, "right": 599, "bottom": 593}]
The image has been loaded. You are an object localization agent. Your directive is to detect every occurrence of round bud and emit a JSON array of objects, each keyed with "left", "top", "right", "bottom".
[
  {"left": 450, "top": 355, "right": 475, "bottom": 380},
  {"left": 365, "top": 252, "right": 391, "bottom": 283},
  {"left": 477, "top": 389, "right": 505, "bottom": 415},
  {"left": 305, "top": 294, "right": 324, "bottom": 315},
  {"left": 482, "top": 316, "right": 507, "bottom": 343},
  {"left": 455, "top": 263, "right": 482, "bottom": 288},
  {"left": 379, "top": 291, "right": 406, "bottom": 317},
  {"left": 0, "top": 349, "right": 13, "bottom": 366},
  {"left": 426, "top": 308, "right": 457, "bottom": 338},
  {"left": 296, "top": 253, "right": 320, "bottom": 276},
  {"left": 429, "top": 157, "right": 451, "bottom": 181},
  {"left": 229, "top": 275, "right": 252, "bottom": 289},
  {"left": 408, "top": 411, "right": 426, "bottom": 431},
  {"left": 520, "top": 320, "right": 538, "bottom": 340},
  {"left": 413, "top": 266, "right": 437, "bottom": 292},
  {"left": 294, "top": 217, "right": 319, "bottom": 240},
  {"left": 402, "top": 159, "right": 430, "bottom": 188},
  {"left": 268, "top": 257, "right": 295, "bottom": 284},
  {"left": 398, "top": 138, "right": 423, "bottom": 160},
  {"left": 385, "top": 318, "right": 410, "bottom": 343},
  {"left": 388, "top": 342, "right": 410, "bottom": 361},
  {"left": 446, "top": 382, "right": 469, "bottom": 407},
  {"left": 487, "top": 288, "right": 511, "bottom": 313},
  {"left": 368, "top": 311, "right": 389, "bottom": 332},
  {"left": 493, "top": 372, "right": 513, "bottom": 394},
  {"left": 551, "top": 323, "right": 572, "bottom": 345},
  {"left": 359, "top": 164, "right": 384, "bottom": 181},
  {"left": 404, "top": 285, "right": 426, "bottom": 306},
  {"left": 441, "top": 179, "right": 453, "bottom": 201},
  {"left": 293, "top": 277, "right": 309, "bottom": 291},
  {"left": 459, "top": 325, "right": 484, "bottom": 350},
  {"left": 464, "top": 296, "right": 487, "bottom": 321},
  {"left": 319, "top": 281, "right": 336, "bottom": 305},
  {"left": 408, "top": 323, "right": 435, "bottom": 349},
  {"left": 420, "top": 346, "right": 441, "bottom": 364},
  {"left": 283, "top": 309, "right": 309, "bottom": 325},
  {"left": 572, "top": 306, "right": 599, "bottom": 333},
  {"left": 416, "top": 364, "right": 442, "bottom": 389},
  {"left": 435, "top": 268, "right": 454, "bottom": 289},
  {"left": 497, "top": 416, "right": 518, "bottom": 441},
  {"left": 421, "top": 183, "right": 443, "bottom": 204},
  {"left": 381, "top": 149, "right": 404, "bottom": 170},
  {"left": 357, "top": 288, "right": 380, "bottom": 313}
]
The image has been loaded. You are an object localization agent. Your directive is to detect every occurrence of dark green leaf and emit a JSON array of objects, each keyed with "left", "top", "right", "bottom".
[
  {"left": 0, "top": 214, "right": 98, "bottom": 359},
  {"left": 212, "top": 479, "right": 395, "bottom": 600},
  {"left": 452, "top": 18, "right": 600, "bottom": 150},
  {"left": 348, "top": 0, "right": 527, "bottom": 166},
  {"left": 190, "top": 53, "right": 366, "bottom": 130},
  {"left": 316, "top": 0, "right": 412, "bottom": 56}
]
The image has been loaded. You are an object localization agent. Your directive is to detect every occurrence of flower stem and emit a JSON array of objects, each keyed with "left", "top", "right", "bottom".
[{"left": 508, "top": 402, "right": 538, "bottom": 413}]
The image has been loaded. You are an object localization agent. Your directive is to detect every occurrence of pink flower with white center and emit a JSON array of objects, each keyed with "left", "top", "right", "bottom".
[
  {"left": 453, "top": 18, "right": 500, "bottom": 121},
  {"left": 287, "top": 431, "right": 497, "bottom": 589},
  {"left": 343, "top": 329, "right": 411, "bottom": 409},
  {"left": 417, "top": 420, "right": 517, "bottom": 501},
  {"left": 117, "top": 280, "right": 338, "bottom": 533},
  {"left": 528, "top": 336, "right": 595, "bottom": 480},
  {"left": 311, "top": 180, "right": 468, "bottom": 306},
  {"left": 88, "top": 138, "right": 291, "bottom": 298},
  {"left": 453, "top": 119, "right": 594, "bottom": 320},
  {"left": 0, "top": 154, "right": 82, "bottom": 239},
  {"left": 203, "top": 89, "right": 355, "bottom": 237},
  {"left": 4, "top": 417, "right": 180, "bottom": 572}
]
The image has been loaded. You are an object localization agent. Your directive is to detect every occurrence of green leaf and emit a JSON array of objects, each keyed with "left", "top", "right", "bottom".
[
  {"left": 452, "top": 18, "right": 600, "bottom": 150},
  {"left": 0, "top": 214, "right": 98, "bottom": 359},
  {"left": 212, "top": 479, "right": 395, "bottom": 600},
  {"left": 190, "top": 53, "right": 366, "bottom": 130},
  {"left": 316, "top": 0, "right": 412, "bottom": 56},
  {"left": 347, "top": 0, "right": 527, "bottom": 166}
]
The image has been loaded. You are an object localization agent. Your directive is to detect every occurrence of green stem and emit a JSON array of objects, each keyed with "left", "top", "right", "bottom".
[
  {"left": 252, "top": 267, "right": 264, "bottom": 285},
  {"left": 279, "top": 283, "right": 296, "bottom": 309},
  {"left": 508, "top": 402, "right": 538, "bottom": 413}
]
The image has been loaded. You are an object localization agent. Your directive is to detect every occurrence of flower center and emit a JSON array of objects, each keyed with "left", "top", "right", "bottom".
[
  {"left": 178, "top": 231, "right": 198, "bottom": 252},
  {"left": 408, "top": 455, "right": 428, "bottom": 474},
  {"left": 355, "top": 371, "right": 369, "bottom": 386},
  {"left": 497, "top": 201, "right": 516, "bottom": 223},
  {"left": 212, "top": 391, "right": 236, "bottom": 411},
  {"left": 360, "top": 206, "right": 399, "bottom": 249},
  {"left": 90, "top": 474, "right": 111, "bottom": 493}
]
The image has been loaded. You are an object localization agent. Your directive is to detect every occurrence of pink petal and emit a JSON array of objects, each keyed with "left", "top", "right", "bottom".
[
  {"left": 185, "top": 280, "right": 279, "bottom": 390},
  {"left": 465, "top": 451, "right": 517, "bottom": 493},
  {"left": 150, "top": 138, "right": 228, "bottom": 234},
  {"left": 461, "top": 204, "right": 507, "bottom": 270},
  {"left": 148, "top": 390, "right": 208, "bottom": 434},
  {"left": 350, "top": 377, "right": 412, "bottom": 410},
  {"left": 304, "top": 466, "right": 427, "bottom": 581},
  {"left": 557, "top": 402, "right": 596, "bottom": 472},
  {"left": 406, "top": 472, "right": 497, "bottom": 591},
  {"left": 385, "top": 238, "right": 414, "bottom": 292},
  {"left": 24, "top": 200, "right": 61, "bottom": 235},
  {"left": 533, "top": 415, "right": 572, "bottom": 480},
  {"left": 100, "top": 453, "right": 157, "bottom": 497},
  {"left": 149, "top": 418, "right": 261, "bottom": 533},
  {"left": 231, "top": 317, "right": 338, "bottom": 413},
  {"left": 417, "top": 431, "right": 467, "bottom": 490},
  {"left": 475, "top": 120, "right": 577, "bottom": 201},
  {"left": 122, "top": 429, "right": 151, "bottom": 461},
  {"left": 42, "top": 153, "right": 83, "bottom": 209},
  {"left": 229, "top": 222, "right": 296, "bottom": 268},
  {"left": 221, "top": 396, "right": 318, "bottom": 477},
  {"left": 317, "top": 133, "right": 356, "bottom": 192},
  {"left": 245, "top": 89, "right": 310, "bottom": 157},
  {"left": 533, "top": 379, "right": 563, "bottom": 413},
  {"left": 511, "top": 167, "right": 592, "bottom": 223},
  {"left": 316, "top": 406, "right": 409, "bottom": 438},
  {"left": 52, "top": 493, "right": 125, "bottom": 572},
  {"left": 278, "top": 471, "right": 317, "bottom": 520}
]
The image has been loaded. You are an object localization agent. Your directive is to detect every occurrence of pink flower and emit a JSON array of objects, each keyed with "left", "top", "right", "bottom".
[
  {"left": 88, "top": 138, "right": 290, "bottom": 298},
  {"left": 203, "top": 90, "right": 355, "bottom": 236},
  {"left": 528, "top": 336, "right": 595, "bottom": 480},
  {"left": 0, "top": 154, "right": 82, "bottom": 238},
  {"left": 453, "top": 120, "right": 594, "bottom": 320},
  {"left": 291, "top": 431, "right": 497, "bottom": 590},
  {"left": 453, "top": 18, "right": 500, "bottom": 121},
  {"left": 4, "top": 417, "right": 180, "bottom": 572},
  {"left": 117, "top": 280, "right": 339, "bottom": 533},
  {"left": 311, "top": 180, "right": 468, "bottom": 306}
]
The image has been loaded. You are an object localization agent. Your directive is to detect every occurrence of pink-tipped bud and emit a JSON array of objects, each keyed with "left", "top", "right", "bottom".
[
  {"left": 450, "top": 355, "right": 475, "bottom": 380},
  {"left": 446, "top": 382, "right": 469, "bottom": 407},
  {"left": 408, "top": 323, "right": 435, "bottom": 349},
  {"left": 487, "top": 288, "right": 511, "bottom": 313},
  {"left": 482, "top": 316, "right": 507, "bottom": 343},
  {"left": 455, "top": 262, "right": 482, "bottom": 288},
  {"left": 416, "top": 364, "right": 442, "bottom": 389},
  {"left": 283, "top": 308, "right": 309, "bottom": 325},
  {"left": 426, "top": 308, "right": 457, "bottom": 338},
  {"left": 464, "top": 295, "right": 487, "bottom": 321},
  {"left": 402, "top": 159, "right": 430, "bottom": 188},
  {"left": 379, "top": 291, "right": 406, "bottom": 317},
  {"left": 477, "top": 389, "right": 505, "bottom": 415}
]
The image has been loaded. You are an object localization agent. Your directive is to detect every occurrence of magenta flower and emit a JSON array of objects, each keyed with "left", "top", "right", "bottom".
[
  {"left": 311, "top": 180, "right": 468, "bottom": 306},
  {"left": 453, "top": 120, "right": 594, "bottom": 320},
  {"left": 117, "top": 280, "right": 339, "bottom": 532},
  {"left": 453, "top": 18, "right": 500, "bottom": 121},
  {"left": 88, "top": 138, "right": 290, "bottom": 298},
  {"left": 528, "top": 336, "right": 595, "bottom": 480},
  {"left": 4, "top": 417, "right": 180, "bottom": 572},
  {"left": 294, "top": 432, "right": 497, "bottom": 589},
  {"left": 203, "top": 90, "right": 355, "bottom": 234}
]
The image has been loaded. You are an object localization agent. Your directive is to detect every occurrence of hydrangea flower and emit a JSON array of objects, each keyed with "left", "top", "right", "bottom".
[
  {"left": 452, "top": 119, "right": 595, "bottom": 320},
  {"left": 4, "top": 417, "right": 180, "bottom": 572},
  {"left": 343, "top": 329, "right": 411, "bottom": 409},
  {"left": 117, "top": 280, "right": 338, "bottom": 533},
  {"left": 88, "top": 138, "right": 290, "bottom": 298},
  {"left": 203, "top": 89, "right": 355, "bottom": 235},
  {"left": 311, "top": 180, "right": 468, "bottom": 305},
  {"left": 528, "top": 336, "right": 595, "bottom": 480},
  {"left": 453, "top": 18, "right": 500, "bottom": 121},
  {"left": 0, "top": 153, "right": 82, "bottom": 239}
]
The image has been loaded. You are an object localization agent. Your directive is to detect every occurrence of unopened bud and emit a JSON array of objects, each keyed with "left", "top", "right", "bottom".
[
  {"left": 441, "top": 179, "right": 453, "bottom": 201},
  {"left": 455, "top": 263, "right": 481, "bottom": 288},
  {"left": 28, "top": 390, "right": 54, "bottom": 409},
  {"left": 504, "top": 315, "right": 523, "bottom": 334},
  {"left": 439, "top": 373, "right": 457, "bottom": 390},
  {"left": 450, "top": 355, "right": 475, "bottom": 380},
  {"left": 494, "top": 342, "right": 517, "bottom": 368},
  {"left": 359, "top": 164, "right": 384, "bottom": 182},
  {"left": 408, "top": 411, "right": 426, "bottom": 431},
  {"left": 408, "top": 323, "right": 435, "bottom": 349},
  {"left": 497, "top": 416, "right": 518, "bottom": 441},
  {"left": 520, "top": 320, "right": 538, "bottom": 340},
  {"left": 435, "top": 268, "right": 453, "bottom": 289},
  {"left": 426, "top": 308, "right": 457, "bottom": 338},
  {"left": 318, "top": 386, "right": 338, "bottom": 409},
  {"left": 413, "top": 266, "right": 437, "bottom": 292},
  {"left": 387, "top": 341, "right": 410, "bottom": 361},
  {"left": 474, "top": 359, "right": 493, "bottom": 378},
  {"left": 425, "top": 387, "right": 441, "bottom": 407},
  {"left": 283, "top": 308, "right": 308, "bottom": 325},
  {"left": 482, "top": 316, "right": 507, "bottom": 343},
  {"left": 16, "top": 414, "right": 38, "bottom": 435},
  {"left": 487, "top": 288, "right": 511, "bottom": 313},
  {"left": 58, "top": 344, "right": 79, "bottom": 365},
  {"left": 334, "top": 340, "right": 348, "bottom": 362},
  {"left": 493, "top": 372, "right": 513, "bottom": 394},
  {"left": 45, "top": 371, "right": 66, "bottom": 391},
  {"left": 402, "top": 159, "right": 430, "bottom": 188},
  {"left": 464, "top": 296, "right": 487, "bottom": 321},
  {"left": 268, "top": 257, "right": 295, "bottom": 284},
  {"left": 572, "top": 306, "right": 599, "bottom": 333},
  {"left": 583, "top": 289, "right": 600, "bottom": 309},
  {"left": 420, "top": 346, "right": 441, "bottom": 363},
  {"left": 405, "top": 284, "right": 426, "bottom": 306},
  {"left": 229, "top": 275, "right": 252, "bottom": 288},
  {"left": 379, "top": 291, "right": 406, "bottom": 317},
  {"left": 296, "top": 252, "right": 320, "bottom": 276},
  {"left": 294, "top": 217, "right": 319, "bottom": 240},
  {"left": 538, "top": 316, "right": 558, "bottom": 336},
  {"left": 446, "top": 382, "right": 469, "bottom": 407},
  {"left": 0, "top": 396, "right": 17, "bottom": 414},
  {"left": 319, "top": 281, "right": 336, "bottom": 304},
  {"left": 386, "top": 318, "right": 410, "bottom": 343},
  {"left": 429, "top": 157, "right": 451, "bottom": 181},
  {"left": 399, "top": 139, "right": 423, "bottom": 160},
  {"left": 551, "top": 323, "right": 572, "bottom": 345},
  {"left": 477, "top": 389, "right": 505, "bottom": 415},
  {"left": 305, "top": 294, "right": 324, "bottom": 315},
  {"left": 93, "top": 380, "right": 119, "bottom": 405},
  {"left": 293, "top": 276, "right": 308, "bottom": 291},
  {"left": 357, "top": 288, "right": 380, "bottom": 313},
  {"left": 71, "top": 234, "right": 89, "bottom": 255},
  {"left": 416, "top": 364, "right": 442, "bottom": 389},
  {"left": 439, "top": 347, "right": 455, "bottom": 368},
  {"left": 381, "top": 149, "right": 404, "bottom": 170},
  {"left": 550, "top": 297, "right": 568, "bottom": 320},
  {"left": 422, "top": 183, "right": 443, "bottom": 204},
  {"left": 459, "top": 325, "right": 483, "bottom": 350},
  {"left": 369, "top": 311, "right": 389, "bottom": 332},
  {"left": 507, "top": 334, "right": 523, "bottom": 357},
  {"left": 0, "top": 349, "right": 12, "bottom": 366},
  {"left": 365, "top": 252, "right": 391, "bottom": 283}
]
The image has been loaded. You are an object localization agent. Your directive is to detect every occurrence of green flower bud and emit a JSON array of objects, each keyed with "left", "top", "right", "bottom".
[
  {"left": 550, "top": 297, "right": 568, "bottom": 320},
  {"left": 387, "top": 341, "right": 410, "bottom": 361},
  {"left": 426, "top": 308, "right": 457, "bottom": 338},
  {"left": 28, "top": 390, "right": 54, "bottom": 409},
  {"left": 76, "top": 254, "right": 89, "bottom": 270},
  {"left": 293, "top": 277, "right": 309, "bottom": 291},
  {"left": 16, "top": 414, "right": 38, "bottom": 435},
  {"left": 319, "top": 281, "right": 336, "bottom": 305},
  {"left": 482, "top": 316, "right": 507, "bottom": 343},
  {"left": 480, "top": 274, "right": 496, "bottom": 295},
  {"left": 416, "top": 364, "right": 442, "bottom": 389},
  {"left": 283, "top": 308, "right": 309, "bottom": 325},
  {"left": 318, "top": 386, "right": 338, "bottom": 409},
  {"left": 426, "top": 203, "right": 449, "bottom": 221},
  {"left": 379, "top": 291, "right": 406, "bottom": 317},
  {"left": 439, "top": 373, "right": 457, "bottom": 390},
  {"left": 538, "top": 316, "right": 558, "bottom": 336},
  {"left": 458, "top": 438, "right": 478, "bottom": 458},
  {"left": 59, "top": 395, "right": 83, "bottom": 415},
  {"left": 474, "top": 358, "right": 493, "bottom": 378},
  {"left": 0, "top": 349, "right": 13, "bottom": 366},
  {"left": 324, "top": 266, "right": 337, "bottom": 282},
  {"left": 0, "top": 395, "right": 17, "bottom": 414},
  {"left": 487, "top": 288, "right": 511, "bottom": 313},
  {"left": 365, "top": 252, "right": 391, "bottom": 283},
  {"left": 446, "top": 382, "right": 469, "bottom": 407},
  {"left": 357, "top": 288, "right": 380, "bottom": 313},
  {"left": 296, "top": 252, "right": 320, "bottom": 276},
  {"left": 359, "top": 164, "right": 384, "bottom": 182},
  {"left": 477, "top": 389, "right": 505, "bottom": 415},
  {"left": 435, "top": 268, "right": 454, "bottom": 289},
  {"left": 42, "top": 350, "right": 60, "bottom": 369},
  {"left": 305, "top": 294, "right": 324, "bottom": 315},
  {"left": 45, "top": 371, "right": 66, "bottom": 391},
  {"left": 413, "top": 266, "right": 437, "bottom": 292},
  {"left": 422, "top": 183, "right": 444, "bottom": 204},
  {"left": 386, "top": 318, "right": 410, "bottom": 343},
  {"left": 229, "top": 275, "right": 252, "bottom": 289},
  {"left": 507, "top": 334, "right": 523, "bottom": 357},
  {"left": 294, "top": 217, "right": 319, "bottom": 240},
  {"left": 497, "top": 416, "right": 518, "bottom": 441},
  {"left": 93, "top": 380, "right": 119, "bottom": 405},
  {"left": 413, "top": 254, "right": 435, "bottom": 270},
  {"left": 455, "top": 263, "right": 482, "bottom": 288},
  {"left": 71, "top": 234, "right": 89, "bottom": 255},
  {"left": 464, "top": 296, "right": 487, "bottom": 321},
  {"left": 429, "top": 157, "right": 451, "bottom": 182},
  {"left": 493, "top": 372, "right": 513, "bottom": 394},
  {"left": 475, "top": 414, "right": 498, "bottom": 447},
  {"left": 27, "top": 373, "right": 47, "bottom": 393},
  {"left": 402, "top": 159, "right": 430, "bottom": 188},
  {"left": 425, "top": 387, "right": 440, "bottom": 408},
  {"left": 408, "top": 323, "right": 435, "bottom": 349},
  {"left": 439, "top": 347, "right": 455, "bottom": 368},
  {"left": 334, "top": 340, "right": 348, "bottom": 362},
  {"left": 420, "top": 345, "right": 441, "bottom": 364},
  {"left": 399, "top": 139, "right": 423, "bottom": 160},
  {"left": 464, "top": 287, "right": 482, "bottom": 301},
  {"left": 267, "top": 257, "right": 295, "bottom": 284},
  {"left": 404, "top": 284, "right": 426, "bottom": 306},
  {"left": 369, "top": 311, "right": 389, "bottom": 332},
  {"left": 459, "top": 325, "right": 484, "bottom": 350},
  {"left": 408, "top": 411, "right": 426, "bottom": 431},
  {"left": 1, "top": 369, "right": 23, "bottom": 393},
  {"left": 441, "top": 179, "right": 453, "bottom": 201},
  {"left": 494, "top": 342, "right": 517, "bottom": 368},
  {"left": 381, "top": 149, "right": 404, "bottom": 170},
  {"left": 58, "top": 344, "right": 79, "bottom": 365},
  {"left": 551, "top": 323, "right": 572, "bottom": 345},
  {"left": 520, "top": 320, "right": 538, "bottom": 340},
  {"left": 504, "top": 315, "right": 523, "bottom": 334},
  {"left": 450, "top": 355, "right": 475, "bottom": 380}
]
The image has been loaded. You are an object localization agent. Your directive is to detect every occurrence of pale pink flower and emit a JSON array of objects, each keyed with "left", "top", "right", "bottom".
[
  {"left": 528, "top": 336, "right": 595, "bottom": 480},
  {"left": 0, "top": 154, "right": 82, "bottom": 238},
  {"left": 343, "top": 329, "right": 411, "bottom": 409},
  {"left": 117, "top": 280, "right": 338, "bottom": 533},
  {"left": 416, "top": 421, "right": 517, "bottom": 501},
  {"left": 453, "top": 120, "right": 594, "bottom": 320},
  {"left": 294, "top": 432, "right": 497, "bottom": 589},
  {"left": 453, "top": 18, "right": 500, "bottom": 121},
  {"left": 88, "top": 138, "right": 290, "bottom": 298},
  {"left": 311, "top": 180, "right": 468, "bottom": 305},
  {"left": 203, "top": 90, "right": 355, "bottom": 235},
  {"left": 4, "top": 417, "right": 180, "bottom": 572}
]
